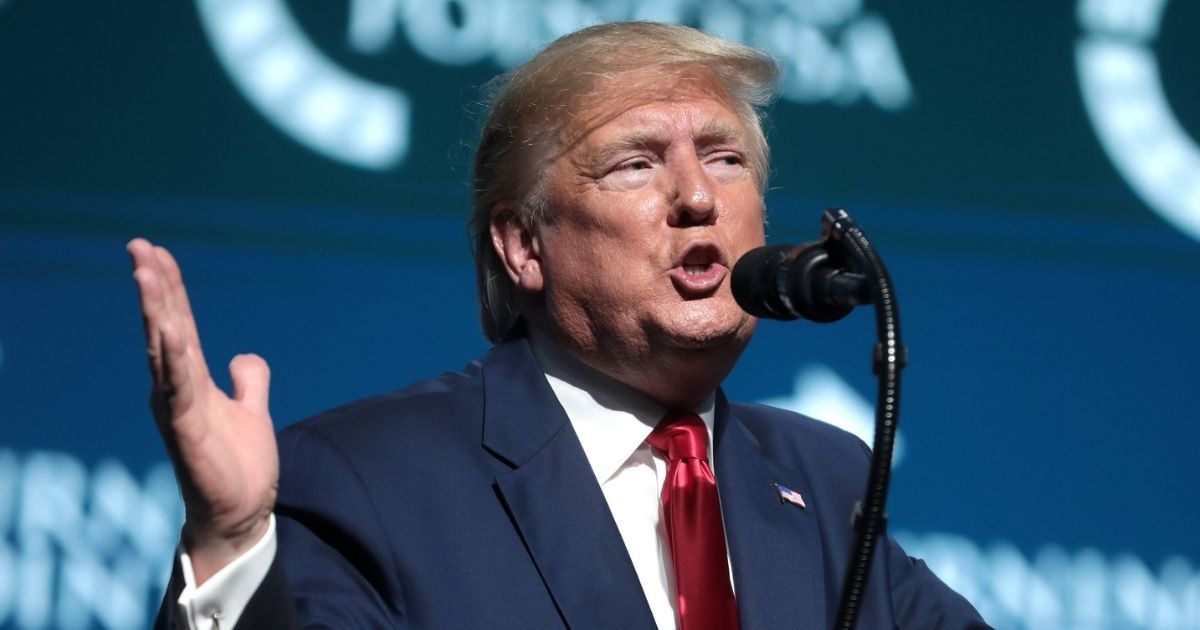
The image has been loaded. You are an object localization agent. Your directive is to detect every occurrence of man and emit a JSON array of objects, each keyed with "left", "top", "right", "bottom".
[{"left": 130, "top": 22, "right": 987, "bottom": 629}]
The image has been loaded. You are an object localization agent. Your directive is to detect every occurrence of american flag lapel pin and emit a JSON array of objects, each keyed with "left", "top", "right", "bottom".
[{"left": 775, "top": 483, "right": 807, "bottom": 509}]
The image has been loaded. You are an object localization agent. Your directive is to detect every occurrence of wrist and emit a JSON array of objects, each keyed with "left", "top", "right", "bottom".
[{"left": 182, "top": 513, "right": 272, "bottom": 586}]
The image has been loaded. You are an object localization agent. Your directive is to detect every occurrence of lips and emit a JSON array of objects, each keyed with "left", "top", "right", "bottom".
[{"left": 669, "top": 241, "right": 729, "bottom": 296}]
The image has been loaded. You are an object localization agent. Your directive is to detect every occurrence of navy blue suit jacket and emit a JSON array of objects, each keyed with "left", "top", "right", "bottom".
[{"left": 162, "top": 338, "right": 987, "bottom": 629}]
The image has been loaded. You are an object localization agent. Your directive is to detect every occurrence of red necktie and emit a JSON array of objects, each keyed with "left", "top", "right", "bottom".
[{"left": 647, "top": 414, "right": 740, "bottom": 630}]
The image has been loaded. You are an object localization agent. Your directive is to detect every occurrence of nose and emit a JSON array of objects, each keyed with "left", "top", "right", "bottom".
[{"left": 668, "top": 154, "right": 717, "bottom": 227}]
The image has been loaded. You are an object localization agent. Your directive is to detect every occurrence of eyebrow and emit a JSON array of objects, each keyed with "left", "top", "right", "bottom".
[
  {"left": 694, "top": 119, "right": 747, "bottom": 148},
  {"left": 584, "top": 118, "right": 748, "bottom": 171},
  {"left": 587, "top": 131, "right": 661, "bottom": 169}
]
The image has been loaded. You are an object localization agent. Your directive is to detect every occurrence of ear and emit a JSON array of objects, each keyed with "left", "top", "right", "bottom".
[{"left": 490, "top": 201, "right": 544, "bottom": 293}]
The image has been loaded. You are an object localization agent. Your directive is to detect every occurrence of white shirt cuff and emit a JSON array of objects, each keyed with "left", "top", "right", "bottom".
[{"left": 176, "top": 515, "right": 277, "bottom": 630}]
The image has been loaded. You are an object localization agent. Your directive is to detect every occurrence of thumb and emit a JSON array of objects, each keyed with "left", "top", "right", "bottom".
[{"left": 229, "top": 353, "right": 271, "bottom": 412}]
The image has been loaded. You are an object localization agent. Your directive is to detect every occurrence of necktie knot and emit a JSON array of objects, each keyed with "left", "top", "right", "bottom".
[{"left": 647, "top": 414, "right": 709, "bottom": 462}]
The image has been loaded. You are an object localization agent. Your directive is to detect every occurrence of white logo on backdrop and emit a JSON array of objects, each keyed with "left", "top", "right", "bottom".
[
  {"left": 1077, "top": 0, "right": 1200, "bottom": 243},
  {"left": 0, "top": 337, "right": 181, "bottom": 629},
  {"left": 197, "top": 0, "right": 913, "bottom": 170},
  {"left": 195, "top": 0, "right": 412, "bottom": 170},
  {"left": 0, "top": 450, "right": 182, "bottom": 630},
  {"left": 897, "top": 531, "right": 1200, "bottom": 629}
]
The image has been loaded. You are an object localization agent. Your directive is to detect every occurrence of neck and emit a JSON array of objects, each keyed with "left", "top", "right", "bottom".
[{"left": 527, "top": 325, "right": 743, "bottom": 410}]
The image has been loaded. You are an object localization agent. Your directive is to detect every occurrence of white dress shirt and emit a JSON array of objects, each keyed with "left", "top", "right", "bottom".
[
  {"left": 176, "top": 515, "right": 276, "bottom": 630},
  {"left": 529, "top": 331, "right": 717, "bottom": 630},
  {"left": 177, "top": 334, "right": 719, "bottom": 630}
]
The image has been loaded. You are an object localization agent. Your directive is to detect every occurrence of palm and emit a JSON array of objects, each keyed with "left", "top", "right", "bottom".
[
  {"left": 128, "top": 239, "right": 277, "bottom": 580},
  {"left": 166, "top": 367, "right": 277, "bottom": 538}
]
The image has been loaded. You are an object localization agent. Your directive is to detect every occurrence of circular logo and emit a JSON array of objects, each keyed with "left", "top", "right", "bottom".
[
  {"left": 1077, "top": 0, "right": 1200, "bottom": 243},
  {"left": 195, "top": 0, "right": 411, "bottom": 170}
]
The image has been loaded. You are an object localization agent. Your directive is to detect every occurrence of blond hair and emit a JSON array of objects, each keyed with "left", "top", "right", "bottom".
[{"left": 470, "top": 21, "right": 779, "bottom": 342}]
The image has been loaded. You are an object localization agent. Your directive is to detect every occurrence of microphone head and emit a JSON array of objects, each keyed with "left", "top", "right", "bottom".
[{"left": 732, "top": 245, "right": 799, "bottom": 320}]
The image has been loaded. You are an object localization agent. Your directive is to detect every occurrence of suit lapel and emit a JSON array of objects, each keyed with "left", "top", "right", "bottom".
[
  {"left": 482, "top": 340, "right": 657, "bottom": 630},
  {"left": 715, "top": 396, "right": 828, "bottom": 630}
]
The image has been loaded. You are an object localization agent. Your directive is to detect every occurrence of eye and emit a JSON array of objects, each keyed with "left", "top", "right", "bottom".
[
  {"left": 617, "top": 158, "right": 653, "bottom": 171},
  {"left": 600, "top": 156, "right": 656, "bottom": 190},
  {"left": 705, "top": 151, "right": 748, "bottom": 181},
  {"left": 709, "top": 152, "right": 743, "bottom": 166}
]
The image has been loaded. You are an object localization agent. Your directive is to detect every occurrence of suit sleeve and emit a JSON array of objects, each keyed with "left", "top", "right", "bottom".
[
  {"left": 883, "top": 535, "right": 993, "bottom": 629},
  {"left": 156, "top": 423, "right": 408, "bottom": 629},
  {"left": 154, "top": 520, "right": 297, "bottom": 630},
  {"left": 154, "top": 546, "right": 300, "bottom": 630},
  {"left": 851, "top": 433, "right": 992, "bottom": 628},
  {"left": 232, "top": 551, "right": 301, "bottom": 629},
  {"left": 263, "top": 424, "right": 409, "bottom": 628}
]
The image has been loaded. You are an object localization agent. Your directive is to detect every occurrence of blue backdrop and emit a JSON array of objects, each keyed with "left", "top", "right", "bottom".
[{"left": 2, "top": 0, "right": 1199, "bottom": 627}]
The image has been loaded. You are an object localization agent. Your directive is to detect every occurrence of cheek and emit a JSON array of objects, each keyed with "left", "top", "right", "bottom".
[
  {"left": 747, "top": 220, "right": 766, "bottom": 248},
  {"left": 715, "top": 216, "right": 766, "bottom": 278},
  {"left": 539, "top": 229, "right": 638, "bottom": 305},
  {"left": 725, "top": 195, "right": 766, "bottom": 246},
  {"left": 732, "top": 210, "right": 765, "bottom": 238},
  {"left": 577, "top": 197, "right": 672, "bottom": 272}
]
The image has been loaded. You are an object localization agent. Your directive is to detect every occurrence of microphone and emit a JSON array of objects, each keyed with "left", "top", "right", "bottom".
[
  {"left": 731, "top": 218, "right": 873, "bottom": 323},
  {"left": 732, "top": 207, "right": 904, "bottom": 630}
]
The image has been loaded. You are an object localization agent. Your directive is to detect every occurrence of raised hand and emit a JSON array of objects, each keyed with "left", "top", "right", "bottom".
[{"left": 128, "top": 238, "right": 278, "bottom": 585}]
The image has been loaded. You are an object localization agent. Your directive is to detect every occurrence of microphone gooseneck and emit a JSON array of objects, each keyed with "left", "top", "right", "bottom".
[{"left": 732, "top": 208, "right": 906, "bottom": 630}]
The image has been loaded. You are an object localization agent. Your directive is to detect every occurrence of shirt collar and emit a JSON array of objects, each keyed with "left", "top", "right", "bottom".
[{"left": 528, "top": 331, "right": 716, "bottom": 485}]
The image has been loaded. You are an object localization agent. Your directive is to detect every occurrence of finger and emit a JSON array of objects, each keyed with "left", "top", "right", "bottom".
[
  {"left": 126, "top": 237, "right": 155, "bottom": 269},
  {"left": 158, "top": 319, "right": 197, "bottom": 419},
  {"left": 129, "top": 239, "right": 170, "bottom": 333},
  {"left": 152, "top": 245, "right": 211, "bottom": 383},
  {"left": 128, "top": 238, "right": 164, "bottom": 315},
  {"left": 128, "top": 238, "right": 170, "bottom": 292},
  {"left": 230, "top": 353, "right": 271, "bottom": 412},
  {"left": 129, "top": 240, "right": 170, "bottom": 382},
  {"left": 134, "top": 268, "right": 167, "bottom": 384},
  {"left": 129, "top": 239, "right": 206, "bottom": 414},
  {"left": 153, "top": 245, "right": 198, "bottom": 337}
]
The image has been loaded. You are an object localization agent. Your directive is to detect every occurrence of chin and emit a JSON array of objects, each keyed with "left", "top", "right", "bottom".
[
  {"left": 644, "top": 319, "right": 754, "bottom": 407},
  {"left": 657, "top": 312, "right": 755, "bottom": 353}
]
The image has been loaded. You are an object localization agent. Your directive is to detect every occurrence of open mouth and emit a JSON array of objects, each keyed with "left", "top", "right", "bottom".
[{"left": 670, "top": 242, "right": 729, "bottom": 296}]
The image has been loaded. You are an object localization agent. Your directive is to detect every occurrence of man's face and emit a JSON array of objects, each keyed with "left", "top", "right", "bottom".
[{"left": 532, "top": 74, "right": 767, "bottom": 372}]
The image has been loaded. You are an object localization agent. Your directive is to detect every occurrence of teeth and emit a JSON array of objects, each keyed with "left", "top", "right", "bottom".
[{"left": 684, "top": 264, "right": 706, "bottom": 275}]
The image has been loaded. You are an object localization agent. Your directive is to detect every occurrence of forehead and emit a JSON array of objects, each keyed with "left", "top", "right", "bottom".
[
  {"left": 578, "top": 102, "right": 749, "bottom": 170},
  {"left": 560, "top": 68, "right": 747, "bottom": 151}
]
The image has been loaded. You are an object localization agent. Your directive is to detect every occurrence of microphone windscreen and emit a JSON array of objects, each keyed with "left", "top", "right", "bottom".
[{"left": 731, "top": 244, "right": 796, "bottom": 320}]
